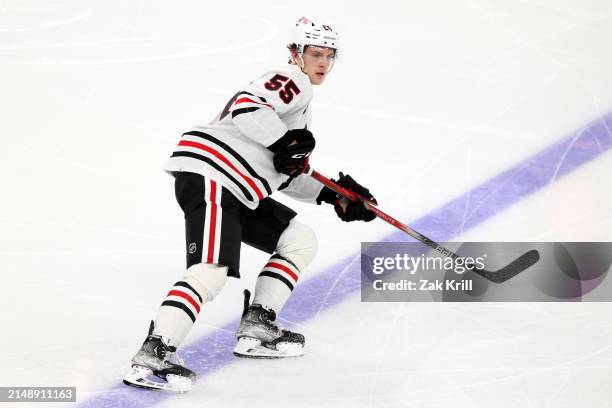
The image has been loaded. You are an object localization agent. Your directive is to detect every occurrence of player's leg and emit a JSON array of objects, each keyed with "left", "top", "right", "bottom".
[
  {"left": 124, "top": 172, "right": 244, "bottom": 391},
  {"left": 234, "top": 198, "right": 317, "bottom": 358},
  {"left": 153, "top": 172, "right": 243, "bottom": 346},
  {"left": 252, "top": 218, "right": 317, "bottom": 314}
]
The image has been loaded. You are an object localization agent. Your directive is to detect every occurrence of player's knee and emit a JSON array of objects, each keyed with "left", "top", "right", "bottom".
[
  {"left": 276, "top": 219, "right": 318, "bottom": 271},
  {"left": 184, "top": 263, "right": 228, "bottom": 302}
]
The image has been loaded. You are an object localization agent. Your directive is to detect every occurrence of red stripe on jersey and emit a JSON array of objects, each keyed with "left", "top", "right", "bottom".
[
  {"left": 177, "top": 140, "right": 265, "bottom": 199},
  {"left": 265, "top": 262, "right": 299, "bottom": 283},
  {"left": 207, "top": 180, "right": 217, "bottom": 263},
  {"left": 167, "top": 290, "right": 201, "bottom": 313},
  {"left": 234, "top": 97, "right": 274, "bottom": 109}
]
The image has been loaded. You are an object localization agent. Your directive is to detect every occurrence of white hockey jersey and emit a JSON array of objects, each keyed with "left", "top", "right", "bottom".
[{"left": 163, "top": 64, "right": 325, "bottom": 209}]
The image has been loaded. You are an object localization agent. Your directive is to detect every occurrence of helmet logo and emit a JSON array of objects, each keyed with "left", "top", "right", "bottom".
[
  {"left": 298, "top": 17, "right": 313, "bottom": 25},
  {"left": 322, "top": 25, "right": 333, "bottom": 31}
]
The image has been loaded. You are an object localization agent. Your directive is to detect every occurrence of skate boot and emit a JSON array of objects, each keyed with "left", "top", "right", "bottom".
[
  {"left": 233, "top": 290, "right": 305, "bottom": 359},
  {"left": 123, "top": 321, "right": 196, "bottom": 392}
]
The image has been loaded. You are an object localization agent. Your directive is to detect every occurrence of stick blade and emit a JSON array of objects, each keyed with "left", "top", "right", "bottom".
[{"left": 473, "top": 249, "right": 540, "bottom": 283}]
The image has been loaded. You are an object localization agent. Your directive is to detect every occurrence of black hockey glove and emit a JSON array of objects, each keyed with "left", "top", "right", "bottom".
[
  {"left": 267, "top": 129, "right": 315, "bottom": 177},
  {"left": 316, "top": 172, "right": 377, "bottom": 222}
]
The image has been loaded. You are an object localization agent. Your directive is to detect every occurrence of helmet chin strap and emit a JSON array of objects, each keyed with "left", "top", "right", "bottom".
[
  {"left": 294, "top": 52, "right": 305, "bottom": 70},
  {"left": 326, "top": 59, "right": 335, "bottom": 74}
]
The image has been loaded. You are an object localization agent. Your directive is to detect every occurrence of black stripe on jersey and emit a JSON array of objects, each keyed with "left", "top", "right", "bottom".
[
  {"left": 232, "top": 107, "right": 260, "bottom": 118},
  {"left": 258, "top": 271, "right": 294, "bottom": 291},
  {"left": 277, "top": 174, "right": 297, "bottom": 191},
  {"left": 173, "top": 281, "right": 203, "bottom": 303},
  {"left": 184, "top": 131, "right": 273, "bottom": 195},
  {"left": 238, "top": 91, "right": 268, "bottom": 104},
  {"left": 161, "top": 300, "right": 196, "bottom": 323},
  {"left": 270, "top": 254, "right": 300, "bottom": 272},
  {"left": 171, "top": 151, "right": 255, "bottom": 201}
]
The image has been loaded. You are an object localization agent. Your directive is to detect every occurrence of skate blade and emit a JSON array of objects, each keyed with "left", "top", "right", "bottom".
[
  {"left": 233, "top": 337, "right": 304, "bottom": 359},
  {"left": 123, "top": 365, "right": 193, "bottom": 393}
]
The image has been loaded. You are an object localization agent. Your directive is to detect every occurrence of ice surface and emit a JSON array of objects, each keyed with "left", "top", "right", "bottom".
[{"left": 1, "top": 0, "right": 612, "bottom": 407}]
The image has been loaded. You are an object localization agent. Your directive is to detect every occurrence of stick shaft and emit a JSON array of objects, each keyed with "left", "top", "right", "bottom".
[
  {"left": 308, "top": 168, "right": 460, "bottom": 260},
  {"left": 307, "top": 167, "right": 540, "bottom": 283}
]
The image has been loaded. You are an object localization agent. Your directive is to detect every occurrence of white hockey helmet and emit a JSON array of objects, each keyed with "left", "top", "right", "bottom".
[{"left": 288, "top": 17, "right": 340, "bottom": 59}]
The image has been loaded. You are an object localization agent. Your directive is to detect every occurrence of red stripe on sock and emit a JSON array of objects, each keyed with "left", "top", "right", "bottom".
[
  {"left": 265, "top": 261, "right": 299, "bottom": 283},
  {"left": 167, "top": 290, "right": 201, "bottom": 314}
]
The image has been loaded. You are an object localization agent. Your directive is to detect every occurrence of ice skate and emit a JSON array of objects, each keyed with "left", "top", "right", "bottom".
[
  {"left": 233, "top": 290, "right": 305, "bottom": 359},
  {"left": 123, "top": 321, "right": 196, "bottom": 392}
]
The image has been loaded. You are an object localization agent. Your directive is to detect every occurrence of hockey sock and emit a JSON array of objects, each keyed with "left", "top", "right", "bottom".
[
  {"left": 152, "top": 279, "right": 204, "bottom": 347},
  {"left": 152, "top": 262, "right": 227, "bottom": 347},
  {"left": 252, "top": 254, "right": 301, "bottom": 316}
]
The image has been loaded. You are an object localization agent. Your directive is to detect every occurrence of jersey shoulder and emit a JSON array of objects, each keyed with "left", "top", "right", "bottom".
[
  {"left": 269, "top": 64, "right": 312, "bottom": 90},
  {"left": 250, "top": 64, "right": 313, "bottom": 103}
]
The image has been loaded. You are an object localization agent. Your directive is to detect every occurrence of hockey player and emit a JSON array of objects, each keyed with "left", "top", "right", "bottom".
[{"left": 123, "top": 17, "right": 377, "bottom": 392}]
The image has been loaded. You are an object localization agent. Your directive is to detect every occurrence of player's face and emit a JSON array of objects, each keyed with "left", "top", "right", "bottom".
[{"left": 301, "top": 46, "right": 336, "bottom": 85}]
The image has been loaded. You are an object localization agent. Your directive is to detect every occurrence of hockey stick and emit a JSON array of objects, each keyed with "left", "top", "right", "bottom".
[{"left": 306, "top": 167, "right": 540, "bottom": 283}]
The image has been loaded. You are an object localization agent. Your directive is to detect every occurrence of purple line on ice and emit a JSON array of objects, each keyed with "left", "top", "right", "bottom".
[{"left": 78, "top": 113, "right": 612, "bottom": 407}]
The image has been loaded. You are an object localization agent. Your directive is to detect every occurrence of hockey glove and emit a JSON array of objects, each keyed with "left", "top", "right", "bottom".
[
  {"left": 316, "top": 172, "right": 378, "bottom": 222},
  {"left": 267, "top": 129, "right": 315, "bottom": 177}
]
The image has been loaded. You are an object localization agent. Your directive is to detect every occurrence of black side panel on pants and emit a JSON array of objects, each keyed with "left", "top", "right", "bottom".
[
  {"left": 242, "top": 198, "right": 297, "bottom": 254},
  {"left": 174, "top": 171, "right": 244, "bottom": 278},
  {"left": 173, "top": 171, "right": 297, "bottom": 278}
]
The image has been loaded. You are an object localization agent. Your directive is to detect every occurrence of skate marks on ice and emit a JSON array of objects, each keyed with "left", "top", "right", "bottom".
[
  {"left": 76, "top": 117, "right": 612, "bottom": 407},
  {"left": 0, "top": 2, "right": 93, "bottom": 33},
  {"left": 79, "top": 320, "right": 239, "bottom": 408},
  {"left": 404, "top": 112, "right": 612, "bottom": 245},
  {"left": 1, "top": 8, "right": 278, "bottom": 65}
]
